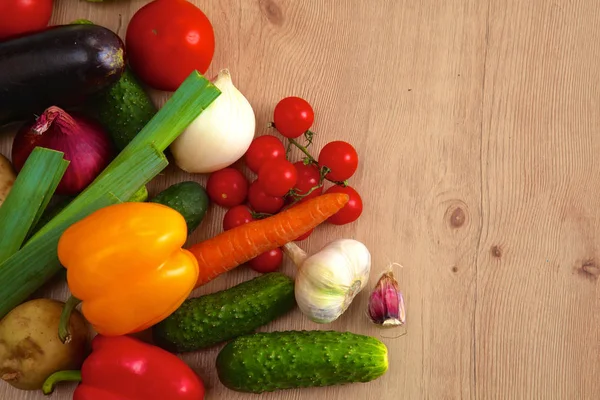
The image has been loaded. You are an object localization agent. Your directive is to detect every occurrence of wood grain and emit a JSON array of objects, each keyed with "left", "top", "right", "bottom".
[
  {"left": 0, "top": 0, "right": 598, "bottom": 399},
  {"left": 476, "top": 1, "right": 600, "bottom": 399}
]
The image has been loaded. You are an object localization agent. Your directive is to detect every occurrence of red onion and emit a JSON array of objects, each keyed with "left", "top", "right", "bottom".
[{"left": 11, "top": 106, "right": 114, "bottom": 196}]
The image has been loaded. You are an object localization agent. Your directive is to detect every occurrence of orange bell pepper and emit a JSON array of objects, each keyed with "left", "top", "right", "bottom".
[{"left": 57, "top": 202, "right": 199, "bottom": 337}]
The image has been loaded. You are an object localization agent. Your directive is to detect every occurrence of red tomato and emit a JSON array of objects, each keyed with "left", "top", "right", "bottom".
[
  {"left": 294, "top": 228, "right": 314, "bottom": 241},
  {"left": 318, "top": 141, "right": 359, "bottom": 181},
  {"left": 125, "top": 0, "right": 215, "bottom": 91},
  {"left": 273, "top": 97, "right": 314, "bottom": 138},
  {"left": 325, "top": 185, "right": 363, "bottom": 225},
  {"left": 248, "top": 248, "right": 283, "bottom": 273},
  {"left": 244, "top": 135, "right": 286, "bottom": 173},
  {"left": 206, "top": 168, "right": 248, "bottom": 208},
  {"left": 0, "top": 0, "right": 53, "bottom": 41},
  {"left": 247, "top": 181, "right": 284, "bottom": 214},
  {"left": 257, "top": 159, "right": 297, "bottom": 197},
  {"left": 223, "top": 205, "right": 254, "bottom": 231},
  {"left": 291, "top": 162, "right": 323, "bottom": 201}
]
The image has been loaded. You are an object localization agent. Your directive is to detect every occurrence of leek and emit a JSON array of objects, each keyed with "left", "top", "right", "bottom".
[
  {"left": 0, "top": 71, "right": 220, "bottom": 318},
  {"left": 0, "top": 193, "right": 122, "bottom": 316},
  {"left": 0, "top": 148, "right": 68, "bottom": 263}
]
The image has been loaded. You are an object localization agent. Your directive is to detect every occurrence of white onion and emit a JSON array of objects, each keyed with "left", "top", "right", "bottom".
[{"left": 170, "top": 69, "right": 256, "bottom": 174}]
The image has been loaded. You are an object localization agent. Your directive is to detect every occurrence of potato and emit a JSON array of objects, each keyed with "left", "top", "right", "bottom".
[
  {"left": 0, "top": 299, "right": 89, "bottom": 390},
  {"left": 0, "top": 153, "right": 16, "bottom": 207}
]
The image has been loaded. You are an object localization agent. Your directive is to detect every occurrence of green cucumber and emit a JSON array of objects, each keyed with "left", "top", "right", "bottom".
[
  {"left": 152, "top": 273, "right": 295, "bottom": 352},
  {"left": 90, "top": 68, "right": 157, "bottom": 150},
  {"left": 149, "top": 181, "right": 209, "bottom": 234},
  {"left": 71, "top": 19, "right": 157, "bottom": 150},
  {"left": 216, "top": 330, "right": 388, "bottom": 393}
]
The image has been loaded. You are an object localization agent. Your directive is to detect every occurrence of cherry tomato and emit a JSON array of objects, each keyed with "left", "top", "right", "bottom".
[
  {"left": 291, "top": 162, "right": 323, "bottom": 201},
  {"left": 247, "top": 181, "right": 284, "bottom": 214},
  {"left": 248, "top": 248, "right": 283, "bottom": 273},
  {"left": 223, "top": 205, "right": 254, "bottom": 231},
  {"left": 273, "top": 97, "right": 314, "bottom": 138},
  {"left": 258, "top": 159, "right": 297, "bottom": 197},
  {"left": 0, "top": 0, "right": 53, "bottom": 41},
  {"left": 206, "top": 168, "right": 248, "bottom": 208},
  {"left": 325, "top": 185, "right": 363, "bottom": 225},
  {"left": 318, "top": 141, "right": 359, "bottom": 181},
  {"left": 125, "top": 0, "right": 215, "bottom": 91},
  {"left": 244, "top": 135, "right": 286, "bottom": 173},
  {"left": 294, "top": 228, "right": 314, "bottom": 241}
]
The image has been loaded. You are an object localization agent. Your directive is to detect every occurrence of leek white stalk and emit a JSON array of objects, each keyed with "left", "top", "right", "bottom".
[
  {"left": 283, "top": 239, "right": 371, "bottom": 324},
  {"left": 170, "top": 69, "right": 256, "bottom": 173}
]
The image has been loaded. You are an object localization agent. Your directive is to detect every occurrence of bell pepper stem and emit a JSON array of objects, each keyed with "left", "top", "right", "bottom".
[
  {"left": 282, "top": 242, "right": 308, "bottom": 267},
  {"left": 59, "top": 295, "right": 82, "bottom": 344},
  {"left": 42, "top": 370, "right": 82, "bottom": 395}
]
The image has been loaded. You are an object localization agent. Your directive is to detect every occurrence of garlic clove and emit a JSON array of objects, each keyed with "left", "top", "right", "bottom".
[
  {"left": 368, "top": 270, "right": 405, "bottom": 327},
  {"left": 368, "top": 288, "right": 386, "bottom": 322}
]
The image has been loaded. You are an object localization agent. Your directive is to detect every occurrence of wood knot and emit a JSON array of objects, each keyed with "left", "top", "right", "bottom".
[
  {"left": 580, "top": 260, "right": 600, "bottom": 280},
  {"left": 450, "top": 208, "right": 465, "bottom": 227},
  {"left": 445, "top": 202, "right": 468, "bottom": 229},
  {"left": 259, "top": 0, "right": 284, "bottom": 25},
  {"left": 491, "top": 245, "right": 502, "bottom": 258}
]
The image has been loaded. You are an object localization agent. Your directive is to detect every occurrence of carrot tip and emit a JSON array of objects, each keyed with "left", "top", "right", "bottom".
[{"left": 190, "top": 191, "right": 352, "bottom": 288}]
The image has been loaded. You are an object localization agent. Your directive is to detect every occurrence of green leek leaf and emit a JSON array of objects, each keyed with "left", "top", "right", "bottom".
[
  {"left": 0, "top": 71, "right": 220, "bottom": 319},
  {"left": 0, "top": 148, "right": 68, "bottom": 264}
]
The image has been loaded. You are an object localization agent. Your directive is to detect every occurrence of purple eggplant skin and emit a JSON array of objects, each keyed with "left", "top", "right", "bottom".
[{"left": 0, "top": 24, "right": 126, "bottom": 126}]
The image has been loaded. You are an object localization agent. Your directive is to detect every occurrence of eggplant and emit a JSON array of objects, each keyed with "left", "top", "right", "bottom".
[{"left": 0, "top": 24, "right": 126, "bottom": 126}]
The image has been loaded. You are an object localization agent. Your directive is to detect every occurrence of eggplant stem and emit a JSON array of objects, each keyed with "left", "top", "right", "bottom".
[
  {"left": 283, "top": 242, "right": 308, "bottom": 267},
  {"left": 42, "top": 370, "right": 82, "bottom": 395},
  {"left": 58, "top": 295, "right": 82, "bottom": 344}
]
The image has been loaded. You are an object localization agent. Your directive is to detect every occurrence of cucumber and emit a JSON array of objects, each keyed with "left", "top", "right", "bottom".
[
  {"left": 89, "top": 68, "right": 157, "bottom": 150},
  {"left": 152, "top": 273, "right": 295, "bottom": 352},
  {"left": 0, "top": 25, "right": 125, "bottom": 126},
  {"left": 150, "top": 181, "right": 209, "bottom": 234},
  {"left": 216, "top": 330, "right": 388, "bottom": 393},
  {"left": 71, "top": 19, "right": 157, "bottom": 150}
]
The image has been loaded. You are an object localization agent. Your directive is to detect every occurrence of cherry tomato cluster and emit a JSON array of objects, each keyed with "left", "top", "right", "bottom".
[
  {"left": 270, "top": 96, "right": 363, "bottom": 226},
  {"left": 205, "top": 97, "right": 363, "bottom": 274}
]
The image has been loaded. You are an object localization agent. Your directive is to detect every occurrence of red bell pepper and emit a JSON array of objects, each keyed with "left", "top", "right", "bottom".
[{"left": 43, "top": 335, "right": 205, "bottom": 400}]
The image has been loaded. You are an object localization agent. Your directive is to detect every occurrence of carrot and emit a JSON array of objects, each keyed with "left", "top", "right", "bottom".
[{"left": 189, "top": 192, "right": 349, "bottom": 287}]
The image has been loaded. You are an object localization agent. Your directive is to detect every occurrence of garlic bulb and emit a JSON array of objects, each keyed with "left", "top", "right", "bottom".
[
  {"left": 170, "top": 69, "right": 256, "bottom": 173},
  {"left": 283, "top": 239, "right": 371, "bottom": 323}
]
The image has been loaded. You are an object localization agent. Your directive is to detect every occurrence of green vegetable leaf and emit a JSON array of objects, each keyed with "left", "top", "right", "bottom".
[
  {"left": 0, "top": 71, "right": 221, "bottom": 319},
  {"left": 0, "top": 148, "right": 68, "bottom": 264}
]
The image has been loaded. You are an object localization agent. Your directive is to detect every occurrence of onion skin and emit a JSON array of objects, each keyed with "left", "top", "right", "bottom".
[{"left": 11, "top": 106, "right": 114, "bottom": 196}]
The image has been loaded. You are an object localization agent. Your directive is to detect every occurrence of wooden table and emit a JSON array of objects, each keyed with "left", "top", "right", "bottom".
[{"left": 2, "top": 0, "right": 599, "bottom": 399}]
